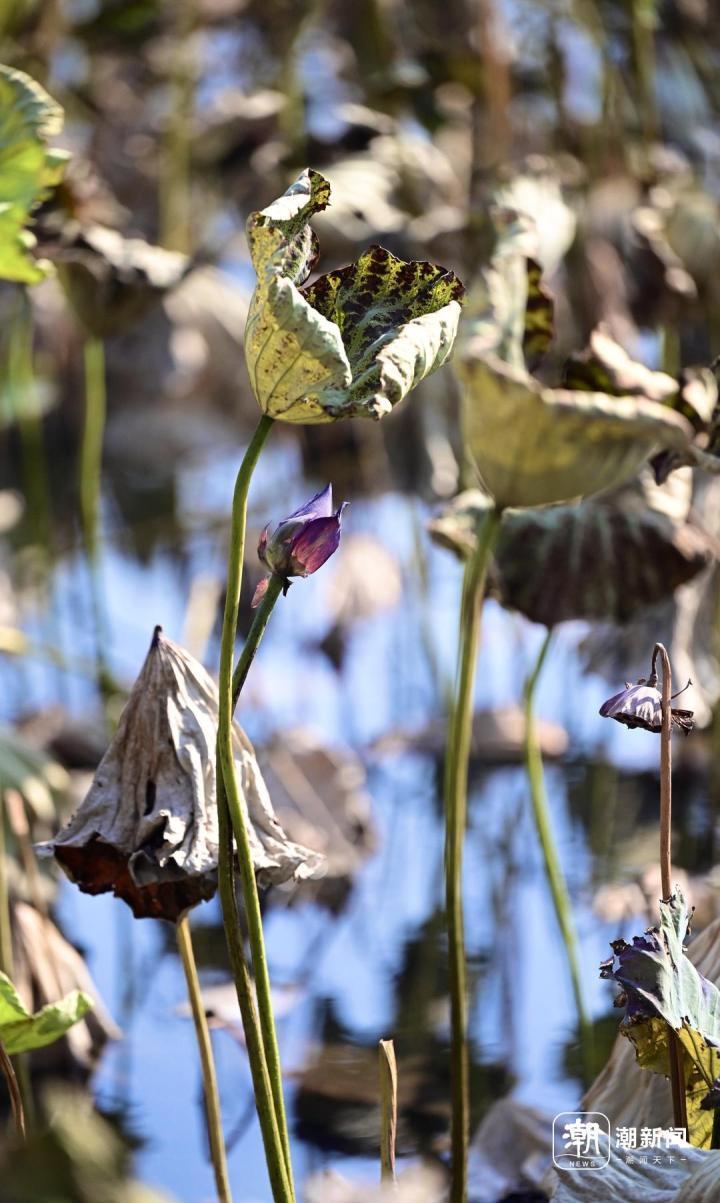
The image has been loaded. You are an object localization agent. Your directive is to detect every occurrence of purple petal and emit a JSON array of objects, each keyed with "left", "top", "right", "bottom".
[
  {"left": 285, "top": 485, "right": 333, "bottom": 524},
  {"left": 599, "top": 683, "right": 663, "bottom": 731},
  {"left": 599, "top": 689, "right": 626, "bottom": 717},
  {"left": 289, "top": 515, "right": 342, "bottom": 575}
]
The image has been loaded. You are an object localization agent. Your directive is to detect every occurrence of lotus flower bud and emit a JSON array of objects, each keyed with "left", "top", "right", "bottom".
[{"left": 255, "top": 485, "right": 346, "bottom": 601}]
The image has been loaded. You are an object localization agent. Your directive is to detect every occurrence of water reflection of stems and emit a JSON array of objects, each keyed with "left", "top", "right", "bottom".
[
  {"left": 80, "top": 337, "right": 111, "bottom": 695},
  {"left": 652, "top": 641, "right": 689, "bottom": 1134},
  {"left": 523, "top": 631, "right": 592, "bottom": 1085},
  {"left": 443, "top": 506, "right": 501, "bottom": 1203},
  {"left": 215, "top": 415, "right": 297, "bottom": 1201},
  {"left": 176, "top": 914, "right": 232, "bottom": 1203}
]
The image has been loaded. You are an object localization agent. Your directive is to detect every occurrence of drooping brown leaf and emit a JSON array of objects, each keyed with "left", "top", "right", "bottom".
[
  {"left": 39, "top": 628, "right": 323, "bottom": 921},
  {"left": 428, "top": 472, "right": 711, "bottom": 628}
]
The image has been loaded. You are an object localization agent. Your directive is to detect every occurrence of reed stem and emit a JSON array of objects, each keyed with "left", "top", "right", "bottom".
[{"left": 176, "top": 914, "right": 232, "bottom": 1203}]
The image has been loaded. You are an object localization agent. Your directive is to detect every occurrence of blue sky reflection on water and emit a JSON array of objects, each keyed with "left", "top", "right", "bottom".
[{"left": 17, "top": 428, "right": 675, "bottom": 1200}]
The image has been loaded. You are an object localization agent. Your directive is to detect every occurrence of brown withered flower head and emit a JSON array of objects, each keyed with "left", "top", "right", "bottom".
[
  {"left": 39, "top": 627, "right": 323, "bottom": 921},
  {"left": 599, "top": 670, "right": 694, "bottom": 735}
]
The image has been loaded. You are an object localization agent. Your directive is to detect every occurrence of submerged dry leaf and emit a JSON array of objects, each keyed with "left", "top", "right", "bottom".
[
  {"left": 244, "top": 168, "right": 464, "bottom": 422},
  {"left": 40, "top": 628, "right": 322, "bottom": 921}
]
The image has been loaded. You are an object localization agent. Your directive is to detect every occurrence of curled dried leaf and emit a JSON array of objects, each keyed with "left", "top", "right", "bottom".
[
  {"left": 244, "top": 169, "right": 464, "bottom": 422},
  {"left": 39, "top": 628, "right": 322, "bottom": 921}
]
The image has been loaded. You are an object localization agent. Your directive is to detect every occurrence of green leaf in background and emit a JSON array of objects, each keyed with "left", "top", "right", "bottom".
[
  {"left": 600, "top": 890, "right": 720, "bottom": 1148},
  {"left": 0, "top": 970, "right": 92, "bottom": 1055},
  {"left": 0, "top": 1084, "right": 177, "bottom": 1203},
  {"left": 244, "top": 169, "right": 464, "bottom": 422},
  {"left": 0, "top": 64, "right": 69, "bottom": 283}
]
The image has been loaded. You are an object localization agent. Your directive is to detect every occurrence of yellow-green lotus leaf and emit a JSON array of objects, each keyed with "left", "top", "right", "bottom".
[
  {"left": 459, "top": 352, "right": 694, "bottom": 508},
  {"left": 244, "top": 168, "right": 464, "bottom": 423},
  {"left": 0, "top": 970, "right": 92, "bottom": 1055},
  {"left": 0, "top": 64, "right": 69, "bottom": 283}
]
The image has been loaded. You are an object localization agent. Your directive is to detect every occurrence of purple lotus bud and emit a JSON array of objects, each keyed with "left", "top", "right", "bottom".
[
  {"left": 599, "top": 679, "right": 694, "bottom": 734},
  {"left": 258, "top": 485, "right": 347, "bottom": 584}
]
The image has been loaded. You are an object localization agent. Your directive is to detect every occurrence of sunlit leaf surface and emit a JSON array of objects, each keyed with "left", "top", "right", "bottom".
[
  {"left": 0, "top": 65, "right": 68, "bottom": 283},
  {"left": 245, "top": 169, "right": 464, "bottom": 422}
]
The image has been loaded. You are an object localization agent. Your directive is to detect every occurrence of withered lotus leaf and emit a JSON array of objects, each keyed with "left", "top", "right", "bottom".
[
  {"left": 39, "top": 628, "right": 322, "bottom": 921},
  {"left": 428, "top": 475, "right": 710, "bottom": 628},
  {"left": 244, "top": 168, "right": 464, "bottom": 422},
  {"left": 54, "top": 224, "right": 189, "bottom": 338}
]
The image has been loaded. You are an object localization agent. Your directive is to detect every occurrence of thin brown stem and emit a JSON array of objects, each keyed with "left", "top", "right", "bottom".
[
  {"left": 0, "top": 1040, "right": 25, "bottom": 1140},
  {"left": 176, "top": 915, "right": 232, "bottom": 1203},
  {"left": 653, "top": 641, "right": 689, "bottom": 1136}
]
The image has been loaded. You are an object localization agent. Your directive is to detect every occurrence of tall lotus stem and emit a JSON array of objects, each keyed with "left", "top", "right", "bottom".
[
  {"left": 176, "top": 914, "right": 232, "bottom": 1203},
  {"left": 652, "top": 641, "right": 689, "bottom": 1134},
  {"left": 81, "top": 337, "right": 111, "bottom": 695},
  {"left": 523, "top": 630, "right": 592, "bottom": 1083},
  {"left": 215, "top": 415, "right": 297, "bottom": 1200},
  {"left": 443, "top": 506, "right": 501, "bottom": 1203}
]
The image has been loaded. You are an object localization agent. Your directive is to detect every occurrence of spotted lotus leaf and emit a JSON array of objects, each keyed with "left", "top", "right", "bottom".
[
  {"left": 600, "top": 890, "right": 720, "bottom": 1148},
  {"left": 490, "top": 477, "right": 709, "bottom": 626},
  {"left": 0, "top": 65, "right": 69, "bottom": 283},
  {"left": 459, "top": 352, "right": 694, "bottom": 509},
  {"left": 0, "top": 970, "right": 92, "bottom": 1055},
  {"left": 428, "top": 476, "right": 710, "bottom": 627},
  {"left": 244, "top": 169, "right": 464, "bottom": 422}
]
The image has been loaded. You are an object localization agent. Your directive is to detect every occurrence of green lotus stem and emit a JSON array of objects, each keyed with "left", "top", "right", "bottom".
[
  {"left": 160, "top": 0, "right": 195, "bottom": 252},
  {"left": 219, "top": 566, "right": 292, "bottom": 1203},
  {"left": 216, "top": 415, "right": 297, "bottom": 1199},
  {"left": 217, "top": 786, "right": 293, "bottom": 1203},
  {"left": 443, "top": 506, "right": 502, "bottom": 1203},
  {"left": 81, "top": 337, "right": 111, "bottom": 694},
  {"left": 523, "top": 630, "right": 592, "bottom": 1084},
  {"left": 232, "top": 575, "right": 284, "bottom": 709},
  {"left": 0, "top": 795, "right": 12, "bottom": 979},
  {"left": 631, "top": 0, "right": 657, "bottom": 142},
  {"left": 176, "top": 914, "right": 232, "bottom": 1203}
]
